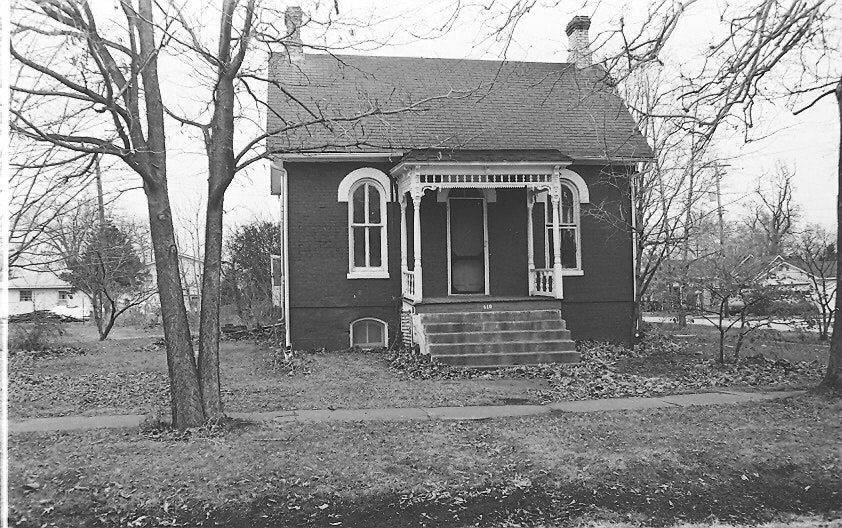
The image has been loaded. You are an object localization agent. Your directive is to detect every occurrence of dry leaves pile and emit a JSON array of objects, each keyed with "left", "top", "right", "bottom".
[
  {"left": 264, "top": 347, "right": 313, "bottom": 376},
  {"left": 388, "top": 335, "right": 825, "bottom": 401}
]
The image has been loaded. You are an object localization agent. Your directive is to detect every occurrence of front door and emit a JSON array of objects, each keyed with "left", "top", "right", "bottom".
[{"left": 448, "top": 196, "right": 488, "bottom": 294}]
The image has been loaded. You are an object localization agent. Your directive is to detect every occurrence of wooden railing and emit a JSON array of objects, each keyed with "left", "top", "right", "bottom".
[
  {"left": 530, "top": 268, "right": 555, "bottom": 297},
  {"left": 402, "top": 269, "right": 417, "bottom": 300}
]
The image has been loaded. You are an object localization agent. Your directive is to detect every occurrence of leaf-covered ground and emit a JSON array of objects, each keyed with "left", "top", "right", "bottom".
[
  {"left": 387, "top": 334, "right": 826, "bottom": 401},
  {"left": 9, "top": 394, "right": 841, "bottom": 527},
  {"left": 7, "top": 322, "right": 829, "bottom": 420}
]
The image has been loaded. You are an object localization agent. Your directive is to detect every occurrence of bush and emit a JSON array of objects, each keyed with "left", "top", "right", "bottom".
[{"left": 8, "top": 316, "right": 64, "bottom": 352}]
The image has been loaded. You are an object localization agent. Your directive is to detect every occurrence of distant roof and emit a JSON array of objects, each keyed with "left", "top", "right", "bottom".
[
  {"left": 268, "top": 54, "right": 653, "bottom": 162},
  {"left": 8, "top": 269, "right": 71, "bottom": 290}
]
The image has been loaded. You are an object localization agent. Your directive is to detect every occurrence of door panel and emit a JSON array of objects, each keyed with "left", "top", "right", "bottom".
[{"left": 449, "top": 198, "right": 486, "bottom": 294}]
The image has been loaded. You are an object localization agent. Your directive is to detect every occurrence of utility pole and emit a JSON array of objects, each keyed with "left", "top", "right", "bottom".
[
  {"left": 715, "top": 162, "right": 726, "bottom": 259},
  {"left": 678, "top": 134, "right": 696, "bottom": 328}
]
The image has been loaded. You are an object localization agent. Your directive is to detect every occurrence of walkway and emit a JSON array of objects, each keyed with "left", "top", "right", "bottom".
[{"left": 8, "top": 390, "right": 804, "bottom": 433}]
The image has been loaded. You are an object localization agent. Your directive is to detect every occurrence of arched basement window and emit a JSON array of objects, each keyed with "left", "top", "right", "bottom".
[{"left": 350, "top": 318, "right": 388, "bottom": 349}]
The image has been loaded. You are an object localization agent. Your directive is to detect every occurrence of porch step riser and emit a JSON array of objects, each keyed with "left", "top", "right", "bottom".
[
  {"left": 424, "top": 319, "right": 566, "bottom": 333},
  {"left": 421, "top": 310, "right": 561, "bottom": 324},
  {"left": 428, "top": 340, "right": 576, "bottom": 355},
  {"left": 435, "top": 351, "right": 581, "bottom": 367},
  {"left": 427, "top": 329, "right": 571, "bottom": 344}
]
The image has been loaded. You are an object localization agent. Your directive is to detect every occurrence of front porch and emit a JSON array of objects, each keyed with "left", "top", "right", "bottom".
[
  {"left": 391, "top": 154, "right": 586, "bottom": 365},
  {"left": 394, "top": 156, "right": 588, "bottom": 304}
]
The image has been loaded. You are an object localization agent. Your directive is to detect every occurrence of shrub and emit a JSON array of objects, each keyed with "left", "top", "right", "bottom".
[{"left": 8, "top": 316, "right": 64, "bottom": 352}]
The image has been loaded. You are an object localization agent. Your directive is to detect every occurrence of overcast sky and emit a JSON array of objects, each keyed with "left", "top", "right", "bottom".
[{"left": 106, "top": 0, "right": 839, "bottom": 249}]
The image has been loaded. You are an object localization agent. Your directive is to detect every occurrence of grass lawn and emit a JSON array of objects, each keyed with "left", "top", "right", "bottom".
[
  {"left": 8, "top": 393, "right": 841, "bottom": 527},
  {"left": 8, "top": 321, "right": 830, "bottom": 420}
]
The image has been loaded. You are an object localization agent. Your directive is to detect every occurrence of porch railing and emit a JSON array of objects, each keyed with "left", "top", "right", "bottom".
[
  {"left": 402, "top": 269, "right": 417, "bottom": 301},
  {"left": 530, "top": 268, "right": 555, "bottom": 297}
]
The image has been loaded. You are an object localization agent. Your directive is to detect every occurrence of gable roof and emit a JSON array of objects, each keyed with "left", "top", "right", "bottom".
[
  {"left": 267, "top": 54, "right": 653, "bottom": 162},
  {"left": 8, "top": 269, "right": 71, "bottom": 290}
]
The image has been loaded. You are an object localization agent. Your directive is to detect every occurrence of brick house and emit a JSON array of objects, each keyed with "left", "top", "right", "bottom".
[{"left": 267, "top": 11, "right": 652, "bottom": 366}]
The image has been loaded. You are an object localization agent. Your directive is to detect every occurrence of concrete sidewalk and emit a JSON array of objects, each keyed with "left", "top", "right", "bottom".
[{"left": 8, "top": 390, "right": 804, "bottom": 434}]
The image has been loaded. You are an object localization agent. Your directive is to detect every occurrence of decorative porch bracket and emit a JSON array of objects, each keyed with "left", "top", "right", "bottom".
[{"left": 392, "top": 161, "right": 574, "bottom": 302}]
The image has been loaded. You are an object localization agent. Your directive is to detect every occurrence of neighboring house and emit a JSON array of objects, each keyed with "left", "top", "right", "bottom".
[
  {"left": 143, "top": 253, "right": 204, "bottom": 315},
  {"left": 267, "top": 11, "right": 652, "bottom": 365},
  {"left": 8, "top": 269, "right": 91, "bottom": 318},
  {"left": 760, "top": 256, "right": 837, "bottom": 309}
]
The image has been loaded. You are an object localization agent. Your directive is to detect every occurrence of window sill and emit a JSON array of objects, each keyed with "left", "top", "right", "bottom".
[
  {"left": 561, "top": 269, "right": 584, "bottom": 276},
  {"left": 347, "top": 270, "right": 390, "bottom": 279}
]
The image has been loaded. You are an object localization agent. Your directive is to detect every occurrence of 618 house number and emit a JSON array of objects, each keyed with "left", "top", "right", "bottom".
[{"left": 483, "top": 304, "right": 493, "bottom": 310}]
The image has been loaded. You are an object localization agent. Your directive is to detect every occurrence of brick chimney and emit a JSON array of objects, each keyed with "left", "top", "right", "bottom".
[
  {"left": 565, "top": 15, "right": 591, "bottom": 68},
  {"left": 285, "top": 6, "right": 304, "bottom": 63}
]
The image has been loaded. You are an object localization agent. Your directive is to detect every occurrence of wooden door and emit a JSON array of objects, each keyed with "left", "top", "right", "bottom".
[{"left": 449, "top": 197, "right": 487, "bottom": 294}]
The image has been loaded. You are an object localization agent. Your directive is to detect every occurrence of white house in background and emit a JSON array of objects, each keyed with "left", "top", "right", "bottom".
[
  {"left": 8, "top": 269, "right": 92, "bottom": 318},
  {"left": 143, "top": 254, "right": 204, "bottom": 314},
  {"left": 760, "top": 256, "right": 837, "bottom": 308}
]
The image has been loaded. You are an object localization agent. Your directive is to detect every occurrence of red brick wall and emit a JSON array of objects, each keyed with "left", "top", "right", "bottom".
[
  {"left": 286, "top": 162, "right": 634, "bottom": 348},
  {"left": 286, "top": 162, "right": 401, "bottom": 350},
  {"left": 562, "top": 165, "right": 635, "bottom": 342}
]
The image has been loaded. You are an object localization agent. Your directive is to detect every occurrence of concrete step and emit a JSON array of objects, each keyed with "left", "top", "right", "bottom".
[
  {"left": 427, "top": 329, "right": 572, "bottom": 344},
  {"left": 424, "top": 319, "right": 566, "bottom": 333},
  {"left": 420, "top": 309, "right": 561, "bottom": 324},
  {"left": 435, "top": 350, "right": 581, "bottom": 367},
  {"left": 428, "top": 339, "right": 576, "bottom": 356}
]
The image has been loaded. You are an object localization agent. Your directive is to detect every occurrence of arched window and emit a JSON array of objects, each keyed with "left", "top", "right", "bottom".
[
  {"left": 543, "top": 183, "right": 582, "bottom": 272},
  {"left": 350, "top": 318, "right": 388, "bottom": 349},
  {"left": 338, "top": 168, "right": 390, "bottom": 279}
]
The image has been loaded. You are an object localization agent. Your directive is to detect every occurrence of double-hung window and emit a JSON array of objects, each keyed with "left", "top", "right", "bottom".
[
  {"left": 347, "top": 178, "right": 389, "bottom": 278},
  {"left": 544, "top": 184, "right": 581, "bottom": 272}
]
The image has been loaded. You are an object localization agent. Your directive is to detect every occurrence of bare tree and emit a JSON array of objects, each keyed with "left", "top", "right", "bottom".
[
  {"left": 50, "top": 207, "right": 155, "bottom": 340},
  {"left": 792, "top": 224, "right": 837, "bottom": 340},
  {"left": 11, "top": 0, "right": 469, "bottom": 426},
  {"left": 12, "top": 0, "right": 211, "bottom": 427},
  {"left": 8, "top": 138, "right": 102, "bottom": 269},
  {"left": 748, "top": 163, "right": 799, "bottom": 257}
]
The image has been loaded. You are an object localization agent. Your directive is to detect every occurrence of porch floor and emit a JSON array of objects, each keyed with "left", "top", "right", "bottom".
[{"left": 405, "top": 295, "right": 561, "bottom": 314}]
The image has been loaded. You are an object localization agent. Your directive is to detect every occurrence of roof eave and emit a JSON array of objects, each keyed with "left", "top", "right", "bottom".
[{"left": 273, "top": 152, "right": 406, "bottom": 163}]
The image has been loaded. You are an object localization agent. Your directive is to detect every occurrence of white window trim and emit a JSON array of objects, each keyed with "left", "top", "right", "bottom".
[
  {"left": 19, "top": 290, "right": 33, "bottom": 302},
  {"left": 541, "top": 182, "right": 583, "bottom": 274},
  {"left": 339, "top": 168, "right": 391, "bottom": 279},
  {"left": 350, "top": 317, "right": 389, "bottom": 349}
]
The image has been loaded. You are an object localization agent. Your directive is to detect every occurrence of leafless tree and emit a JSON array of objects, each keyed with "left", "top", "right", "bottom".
[
  {"left": 793, "top": 224, "right": 837, "bottom": 340},
  {"left": 48, "top": 206, "right": 156, "bottom": 339},
  {"left": 747, "top": 163, "right": 799, "bottom": 257},
  {"left": 10, "top": 0, "right": 469, "bottom": 427}
]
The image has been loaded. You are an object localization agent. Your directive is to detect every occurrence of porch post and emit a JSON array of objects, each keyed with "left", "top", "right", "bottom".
[
  {"left": 526, "top": 190, "right": 535, "bottom": 296},
  {"left": 399, "top": 195, "right": 407, "bottom": 272},
  {"left": 551, "top": 190, "right": 564, "bottom": 299},
  {"left": 411, "top": 189, "right": 423, "bottom": 300}
]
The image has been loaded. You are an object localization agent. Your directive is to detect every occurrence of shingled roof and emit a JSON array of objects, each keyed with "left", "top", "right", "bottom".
[{"left": 267, "top": 53, "right": 653, "bottom": 162}]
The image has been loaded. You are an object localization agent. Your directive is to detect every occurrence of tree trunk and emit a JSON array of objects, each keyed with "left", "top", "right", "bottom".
[
  {"left": 196, "top": 70, "right": 237, "bottom": 420},
  {"left": 822, "top": 77, "right": 842, "bottom": 393},
  {"left": 146, "top": 184, "right": 205, "bottom": 427},
  {"left": 198, "top": 197, "right": 225, "bottom": 420},
  {"left": 100, "top": 299, "right": 118, "bottom": 341}
]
